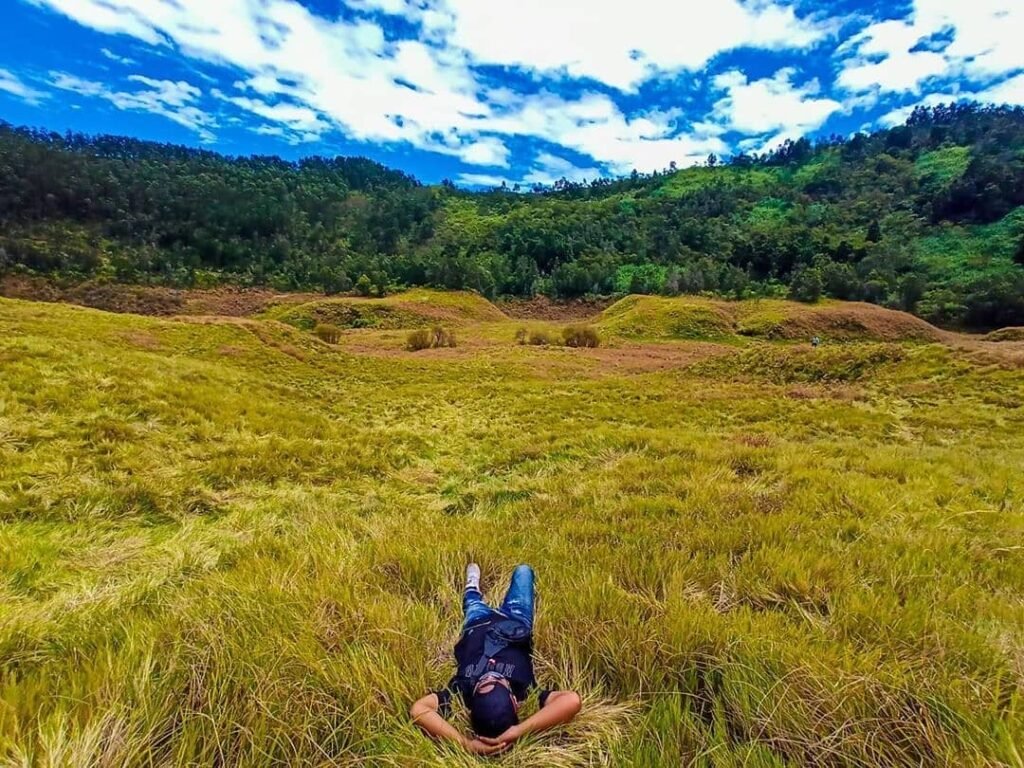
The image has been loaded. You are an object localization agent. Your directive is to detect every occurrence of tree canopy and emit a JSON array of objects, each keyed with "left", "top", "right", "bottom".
[{"left": 1, "top": 102, "right": 1023, "bottom": 328}]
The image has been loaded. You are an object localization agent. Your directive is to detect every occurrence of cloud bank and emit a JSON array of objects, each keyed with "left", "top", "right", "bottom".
[{"left": 8, "top": 0, "right": 1024, "bottom": 181}]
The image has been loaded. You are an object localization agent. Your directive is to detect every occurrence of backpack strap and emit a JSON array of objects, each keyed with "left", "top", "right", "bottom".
[{"left": 463, "top": 619, "right": 531, "bottom": 684}]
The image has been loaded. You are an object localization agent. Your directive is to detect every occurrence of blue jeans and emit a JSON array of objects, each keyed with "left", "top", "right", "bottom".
[{"left": 463, "top": 564, "right": 534, "bottom": 630}]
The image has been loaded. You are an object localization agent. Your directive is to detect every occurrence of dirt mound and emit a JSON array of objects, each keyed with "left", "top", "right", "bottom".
[
  {"left": 736, "top": 300, "right": 945, "bottom": 342},
  {"left": 598, "top": 295, "right": 945, "bottom": 343},
  {"left": 599, "top": 296, "right": 737, "bottom": 340},
  {"left": 498, "top": 295, "right": 613, "bottom": 321},
  {"left": 984, "top": 327, "right": 1024, "bottom": 342},
  {"left": 266, "top": 289, "right": 507, "bottom": 331},
  {"left": 0, "top": 276, "right": 317, "bottom": 317}
]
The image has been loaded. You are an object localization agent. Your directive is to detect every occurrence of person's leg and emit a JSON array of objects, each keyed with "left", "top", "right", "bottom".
[
  {"left": 462, "top": 563, "right": 494, "bottom": 628},
  {"left": 499, "top": 564, "right": 534, "bottom": 629}
]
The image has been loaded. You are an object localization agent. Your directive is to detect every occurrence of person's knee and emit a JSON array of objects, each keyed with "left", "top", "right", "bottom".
[{"left": 513, "top": 564, "right": 533, "bottom": 579}]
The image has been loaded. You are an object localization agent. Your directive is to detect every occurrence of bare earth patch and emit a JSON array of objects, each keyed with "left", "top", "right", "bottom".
[
  {"left": 117, "top": 330, "right": 162, "bottom": 350},
  {"left": 498, "top": 295, "right": 613, "bottom": 322}
]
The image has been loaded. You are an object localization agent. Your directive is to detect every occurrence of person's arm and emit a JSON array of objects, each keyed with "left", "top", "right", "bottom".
[
  {"left": 479, "top": 690, "right": 582, "bottom": 748},
  {"left": 409, "top": 693, "right": 507, "bottom": 756}
]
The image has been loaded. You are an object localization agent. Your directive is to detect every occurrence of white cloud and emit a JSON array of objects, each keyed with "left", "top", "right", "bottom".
[
  {"left": 456, "top": 152, "right": 601, "bottom": 189},
  {"left": 50, "top": 72, "right": 216, "bottom": 141},
  {"left": 456, "top": 172, "right": 510, "bottom": 188},
  {"left": 31, "top": 0, "right": 1015, "bottom": 175},
  {"left": 978, "top": 73, "right": 1024, "bottom": 106},
  {"left": 250, "top": 122, "right": 321, "bottom": 145},
  {"left": 49, "top": 72, "right": 106, "bottom": 97},
  {"left": 100, "top": 47, "right": 137, "bottom": 66},
  {"left": 712, "top": 68, "right": 842, "bottom": 135},
  {"left": 879, "top": 72, "right": 1024, "bottom": 127},
  {"left": 26, "top": 0, "right": 165, "bottom": 44},
  {"left": 486, "top": 92, "right": 726, "bottom": 174},
  {"left": 0, "top": 67, "right": 47, "bottom": 104},
  {"left": 213, "top": 89, "right": 331, "bottom": 138},
  {"left": 25, "top": 0, "right": 824, "bottom": 173},
  {"left": 253, "top": 124, "right": 286, "bottom": 138},
  {"left": 408, "top": 0, "right": 830, "bottom": 92},
  {"left": 457, "top": 136, "right": 510, "bottom": 167},
  {"left": 522, "top": 152, "right": 602, "bottom": 185},
  {"left": 838, "top": 0, "right": 1024, "bottom": 95}
]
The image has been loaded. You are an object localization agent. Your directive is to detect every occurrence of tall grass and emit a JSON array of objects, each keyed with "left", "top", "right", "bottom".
[
  {"left": 406, "top": 325, "right": 457, "bottom": 351},
  {"left": 0, "top": 295, "right": 1022, "bottom": 766}
]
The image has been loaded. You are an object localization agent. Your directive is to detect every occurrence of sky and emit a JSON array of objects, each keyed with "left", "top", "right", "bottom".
[{"left": 0, "top": 0, "right": 1022, "bottom": 186}]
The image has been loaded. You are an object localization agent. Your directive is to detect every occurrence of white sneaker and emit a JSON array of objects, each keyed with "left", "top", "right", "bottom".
[{"left": 465, "top": 562, "right": 481, "bottom": 592}]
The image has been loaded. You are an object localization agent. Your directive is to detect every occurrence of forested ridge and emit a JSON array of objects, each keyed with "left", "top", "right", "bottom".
[{"left": 1, "top": 103, "right": 1023, "bottom": 328}]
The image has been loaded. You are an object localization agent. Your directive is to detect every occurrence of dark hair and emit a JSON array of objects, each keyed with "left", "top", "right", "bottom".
[{"left": 469, "top": 687, "right": 519, "bottom": 738}]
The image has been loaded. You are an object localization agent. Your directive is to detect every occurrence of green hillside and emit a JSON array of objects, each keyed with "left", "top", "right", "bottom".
[{"left": 1, "top": 103, "right": 1023, "bottom": 329}]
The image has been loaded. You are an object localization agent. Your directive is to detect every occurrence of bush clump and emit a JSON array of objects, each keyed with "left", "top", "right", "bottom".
[
  {"left": 406, "top": 325, "right": 457, "bottom": 351},
  {"left": 515, "top": 326, "right": 601, "bottom": 347},
  {"left": 527, "top": 329, "right": 552, "bottom": 346},
  {"left": 562, "top": 325, "right": 601, "bottom": 348},
  {"left": 313, "top": 323, "right": 342, "bottom": 344}
]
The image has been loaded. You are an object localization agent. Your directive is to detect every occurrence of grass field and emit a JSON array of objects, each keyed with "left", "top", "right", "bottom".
[{"left": 1, "top": 291, "right": 1023, "bottom": 767}]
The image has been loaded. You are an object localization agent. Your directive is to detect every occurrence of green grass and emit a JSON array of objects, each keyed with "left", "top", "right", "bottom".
[
  {"left": 915, "top": 146, "right": 972, "bottom": 188},
  {"left": 916, "top": 208, "right": 1024, "bottom": 281},
  {"left": 790, "top": 149, "right": 842, "bottom": 190},
  {"left": 656, "top": 166, "right": 783, "bottom": 199},
  {"left": 599, "top": 296, "right": 738, "bottom": 341},
  {"left": 1, "top": 294, "right": 1023, "bottom": 766},
  {"left": 746, "top": 198, "right": 793, "bottom": 229}
]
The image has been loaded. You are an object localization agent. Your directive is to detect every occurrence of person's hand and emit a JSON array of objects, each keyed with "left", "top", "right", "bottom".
[
  {"left": 479, "top": 724, "right": 524, "bottom": 748},
  {"left": 463, "top": 737, "right": 509, "bottom": 756}
]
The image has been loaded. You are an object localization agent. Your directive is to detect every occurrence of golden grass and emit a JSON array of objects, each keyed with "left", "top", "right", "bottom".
[{"left": 0, "top": 294, "right": 1022, "bottom": 766}]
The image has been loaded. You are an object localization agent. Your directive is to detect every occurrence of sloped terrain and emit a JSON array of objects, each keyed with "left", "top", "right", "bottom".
[
  {"left": 985, "top": 327, "right": 1024, "bottom": 342},
  {"left": 0, "top": 275, "right": 320, "bottom": 317},
  {"left": 733, "top": 300, "right": 945, "bottom": 342},
  {"left": 599, "top": 295, "right": 946, "bottom": 343},
  {"left": 1, "top": 293, "right": 1022, "bottom": 766},
  {"left": 263, "top": 289, "right": 508, "bottom": 331},
  {"left": 599, "top": 296, "right": 738, "bottom": 341}
]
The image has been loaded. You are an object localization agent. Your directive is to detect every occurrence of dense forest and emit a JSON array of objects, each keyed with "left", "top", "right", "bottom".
[{"left": 1, "top": 103, "right": 1023, "bottom": 328}]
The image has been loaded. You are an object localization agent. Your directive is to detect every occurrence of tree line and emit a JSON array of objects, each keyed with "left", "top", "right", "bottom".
[{"left": 1, "top": 102, "right": 1022, "bottom": 328}]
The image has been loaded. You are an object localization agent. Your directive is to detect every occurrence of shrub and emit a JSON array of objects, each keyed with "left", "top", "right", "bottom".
[
  {"left": 790, "top": 266, "right": 823, "bottom": 303},
  {"left": 406, "top": 329, "right": 431, "bottom": 351},
  {"left": 562, "top": 325, "right": 601, "bottom": 348},
  {"left": 313, "top": 323, "right": 342, "bottom": 344},
  {"left": 406, "top": 325, "right": 457, "bottom": 351},
  {"left": 527, "top": 329, "right": 552, "bottom": 346},
  {"left": 515, "top": 327, "right": 528, "bottom": 345},
  {"left": 355, "top": 274, "right": 373, "bottom": 297},
  {"left": 432, "top": 326, "right": 456, "bottom": 348}
]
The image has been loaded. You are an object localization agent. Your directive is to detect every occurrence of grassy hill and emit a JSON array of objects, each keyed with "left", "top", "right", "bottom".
[
  {"left": 598, "top": 295, "right": 946, "bottom": 343},
  {"left": 1, "top": 292, "right": 1022, "bottom": 765},
  {"left": 263, "top": 289, "right": 508, "bottom": 331}
]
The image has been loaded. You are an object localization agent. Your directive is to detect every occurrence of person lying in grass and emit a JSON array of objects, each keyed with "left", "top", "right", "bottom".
[{"left": 410, "top": 563, "right": 582, "bottom": 756}]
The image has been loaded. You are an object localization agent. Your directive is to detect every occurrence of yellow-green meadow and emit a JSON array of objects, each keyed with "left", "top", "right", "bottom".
[{"left": 1, "top": 291, "right": 1022, "bottom": 766}]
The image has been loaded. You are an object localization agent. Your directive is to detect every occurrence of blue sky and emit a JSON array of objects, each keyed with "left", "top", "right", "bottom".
[{"left": 1, "top": 0, "right": 1021, "bottom": 186}]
